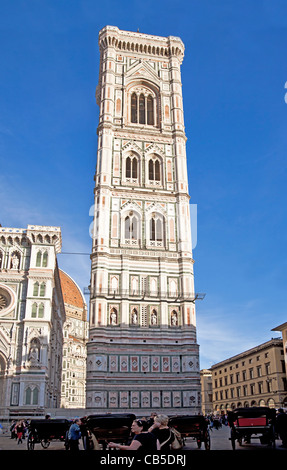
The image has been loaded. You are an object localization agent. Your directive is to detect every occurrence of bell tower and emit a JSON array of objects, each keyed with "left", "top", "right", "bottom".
[{"left": 86, "top": 26, "right": 201, "bottom": 414}]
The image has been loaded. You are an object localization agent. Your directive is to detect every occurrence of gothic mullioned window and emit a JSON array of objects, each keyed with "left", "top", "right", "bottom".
[
  {"left": 122, "top": 210, "right": 141, "bottom": 247},
  {"left": 125, "top": 154, "right": 138, "bottom": 181},
  {"left": 148, "top": 158, "right": 161, "bottom": 182},
  {"left": 130, "top": 87, "right": 156, "bottom": 126},
  {"left": 150, "top": 214, "right": 164, "bottom": 242},
  {"left": 124, "top": 214, "right": 138, "bottom": 242},
  {"left": 31, "top": 302, "right": 44, "bottom": 318},
  {"left": 36, "top": 250, "right": 48, "bottom": 267}
]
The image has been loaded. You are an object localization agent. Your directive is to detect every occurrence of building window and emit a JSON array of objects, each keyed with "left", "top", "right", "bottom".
[
  {"left": 33, "top": 282, "right": 39, "bottom": 296},
  {"left": 149, "top": 213, "right": 165, "bottom": 248},
  {"left": 131, "top": 92, "right": 155, "bottom": 125},
  {"left": 25, "top": 386, "right": 39, "bottom": 405},
  {"left": 125, "top": 155, "right": 138, "bottom": 180},
  {"left": 36, "top": 251, "right": 48, "bottom": 267},
  {"left": 124, "top": 213, "right": 140, "bottom": 245},
  {"left": 31, "top": 302, "right": 44, "bottom": 318},
  {"left": 36, "top": 251, "right": 42, "bottom": 267},
  {"left": 40, "top": 282, "right": 46, "bottom": 297},
  {"left": 148, "top": 158, "right": 161, "bottom": 182}
]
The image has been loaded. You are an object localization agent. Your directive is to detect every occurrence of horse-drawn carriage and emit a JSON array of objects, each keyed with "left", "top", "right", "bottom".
[
  {"left": 26, "top": 418, "right": 71, "bottom": 450},
  {"left": 168, "top": 415, "right": 211, "bottom": 450},
  {"left": 227, "top": 407, "right": 276, "bottom": 450},
  {"left": 81, "top": 413, "right": 136, "bottom": 450}
]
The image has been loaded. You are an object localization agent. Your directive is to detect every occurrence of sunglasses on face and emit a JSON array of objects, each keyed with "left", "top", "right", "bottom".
[{"left": 134, "top": 420, "right": 143, "bottom": 426}]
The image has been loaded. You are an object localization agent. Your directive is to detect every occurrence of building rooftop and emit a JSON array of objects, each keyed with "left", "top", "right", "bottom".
[{"left": 59, "top": 269, "right": 86, "bottom": 310}]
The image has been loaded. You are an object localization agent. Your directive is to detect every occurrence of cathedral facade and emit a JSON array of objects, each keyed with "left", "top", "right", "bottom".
[
  {"left": 87, "top": 27, "right": 201, "bottom": 414},
  {"left": 0, "top": 224, "right": 65, "bottom": 416},
  {"left": 60, "top": 270, "right": 88, "bottom": 409}
]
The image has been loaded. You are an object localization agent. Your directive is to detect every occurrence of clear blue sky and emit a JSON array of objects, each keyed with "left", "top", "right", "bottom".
[{"left": 1, "top": 0, "right": 287, "bottom": 369}]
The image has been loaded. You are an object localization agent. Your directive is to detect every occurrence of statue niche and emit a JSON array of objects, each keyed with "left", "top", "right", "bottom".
[{"left": 28, "top": 338, "right": 41, "bottom": 367}]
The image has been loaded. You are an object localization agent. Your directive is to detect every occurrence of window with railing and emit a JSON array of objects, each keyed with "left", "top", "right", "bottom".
[
  {"left": 148, "top": 156, "right": 162, "bottom": 186},
  {"left": 149, "top": 213, "right": 165, "bottom": 248},
  {"left": 124, "top": 213, "right": 140, "bottom": 246},
  {"left": 125, "top": 154, "right": 139, "bottom": 184}
]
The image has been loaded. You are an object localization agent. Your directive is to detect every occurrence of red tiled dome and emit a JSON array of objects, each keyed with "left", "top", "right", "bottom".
[{"left": 59, "top": 270, "right": 85, "bottom": 309}]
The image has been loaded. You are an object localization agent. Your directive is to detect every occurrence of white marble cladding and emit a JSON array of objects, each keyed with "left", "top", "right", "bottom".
[
  {"left": 87, "top": 354, "right": 199, "bottom": 373},
  {"left": 86, "top": 389, "right": 199, "bottom": 409},
  {"left": 87, "top": 26, "right": 200, "bottom": 414}
]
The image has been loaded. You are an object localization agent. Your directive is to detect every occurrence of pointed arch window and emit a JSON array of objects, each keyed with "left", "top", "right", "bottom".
[
  {"left": 36, "top": 251, "right": 42, "bottom": 267},
  {"left": 125, "top": 214, "right": 138, "bottom": 242},
  {"left": 33, "top": 282, "right": 39, "bottom": 296},
  {"left": 130, "top": 90, "right": 155, "bottom": 126},
  {"left": 25, "top": 386, "right": 39, "bottom": 405},
  {"left": 149, "top": 213, "right": 165, "bottom": 248},
  {"left": 31, "top": 303, "right": 38, "bottom": 318},
  {"left": 150, "top": 216, "right": 163, "bottom": 242},
  {"left": 42, "top": 251, "right": 48, "bottom": 267},
  {"left": 40, "top": 282, "right": 46, "bottom": 297},
  {"left": 36, "top": 250, "right": 48, "bottom": 267},
  {"left": 147, "top": 95, "right": 154, "bottom": 125},
  {"left": 148, "top": 157, "right": 161, "bottom": 184},
  {"left": 131, "top": 93, "right": 137, "bottom": 123},
  {"left": 31, "top": 302, "right": 44, "bottom": 318},
  {"left": 125, "top": 154, "right": 138, "bottom": 181}
]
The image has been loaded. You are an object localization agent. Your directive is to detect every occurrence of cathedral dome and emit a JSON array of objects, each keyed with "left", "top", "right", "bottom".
[{"left": 59, "top": 269, "right": 86, "bottom": 310}]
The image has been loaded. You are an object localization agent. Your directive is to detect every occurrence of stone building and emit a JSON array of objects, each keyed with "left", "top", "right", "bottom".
[
  {"left": 200, "top": 369, "right": 213, "bottom": 415},
  {"left": 0, "top": 225, "right": 65, "bottom": 417},
  {"left": 87, "top": 26, "right": 200, "bottom": 414},
  {"left": 211, "top": 338, "right": 287, "bottom": 414},
  {"left": 60, "top": 270, "right": 88, "bottom": 409},
  {"left": 272, "top": 322, "right": 287, "bottom": 386}
]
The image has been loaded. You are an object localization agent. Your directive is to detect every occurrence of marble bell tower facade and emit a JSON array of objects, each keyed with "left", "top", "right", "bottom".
[{"left": 86, "top": 26, "right": 201, "bottom": 414}]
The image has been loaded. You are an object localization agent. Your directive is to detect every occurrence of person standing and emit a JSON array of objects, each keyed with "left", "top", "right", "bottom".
[
  {"left": 276, "top": 409, "right": 287, "bottom": 448},
  {"left": 15, "top": 420, "right": 25, "bottom": 444},
  {"left": 68, "top": 419, "right": 82, "bottom": 451},
  {"left": 148, "top": 414, "right": 174, "bottom": 451}
]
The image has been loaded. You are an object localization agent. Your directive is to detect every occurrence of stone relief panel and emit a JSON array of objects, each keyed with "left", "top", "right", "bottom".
[
  {"left": 141, "top": 391, "right": 150, "bottom": 408},
  {"left": 131, "top": 391, "right": 140, "bottom": 408},
  {"left": 120, "top": 355, "right": 128, "bottom": 372},
  {"left": 109, "top": 355, "right": 118, "bottom": 372},
  {"left": 94, "top": 391, "right": 107, "bottom": 408},
  {"left": 162, "top": 391, "right": 171, "bottom": 408},
  {"left": 183, "top": 391, "right": 197, "bottom": 407},
  {"left": 162, "top": 356, "right": 170, "bottom": 373},
  {"left": 151, "top": 356, "right": 160, "bottom": 373},
  {"left": 172, "top": 391, "right": 182, "bottom": 407},
  {"left": 108, "top": 391, "right": 118, "bottom": 408},
  {"left": 120, "top": 391, "right": 129, "bottom": 408},
  {"left": 152, "top": 391, "right": 161, "bottom": 408}
]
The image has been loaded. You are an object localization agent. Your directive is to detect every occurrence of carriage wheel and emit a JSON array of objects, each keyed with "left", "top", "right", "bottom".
[
  {"left": 27, "top": 434, "right": 35, "bottom": 451},
  {"left": 41, "top": 439, "right": 50, "bottom": 449},
  {"left": 204, "top": 430, "right": 211, "bottom": 450}
]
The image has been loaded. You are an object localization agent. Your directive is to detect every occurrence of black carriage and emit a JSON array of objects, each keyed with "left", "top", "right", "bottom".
[
  {"left": 168, "top": 415, "right": 211, "bottom": 450},
  {"left": 81, "top": 413, "right": 136, "bottom": 450},
  {"left": 228, "top": 407, "right": 276, "bottom": 450},
  {"left": 27, "top": 418, "right": 71, "bottom": 450}
]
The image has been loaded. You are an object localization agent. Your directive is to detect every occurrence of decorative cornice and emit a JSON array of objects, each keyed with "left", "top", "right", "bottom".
[{"left": 98, "top": 26, "right": 184, "bottom": 63}]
